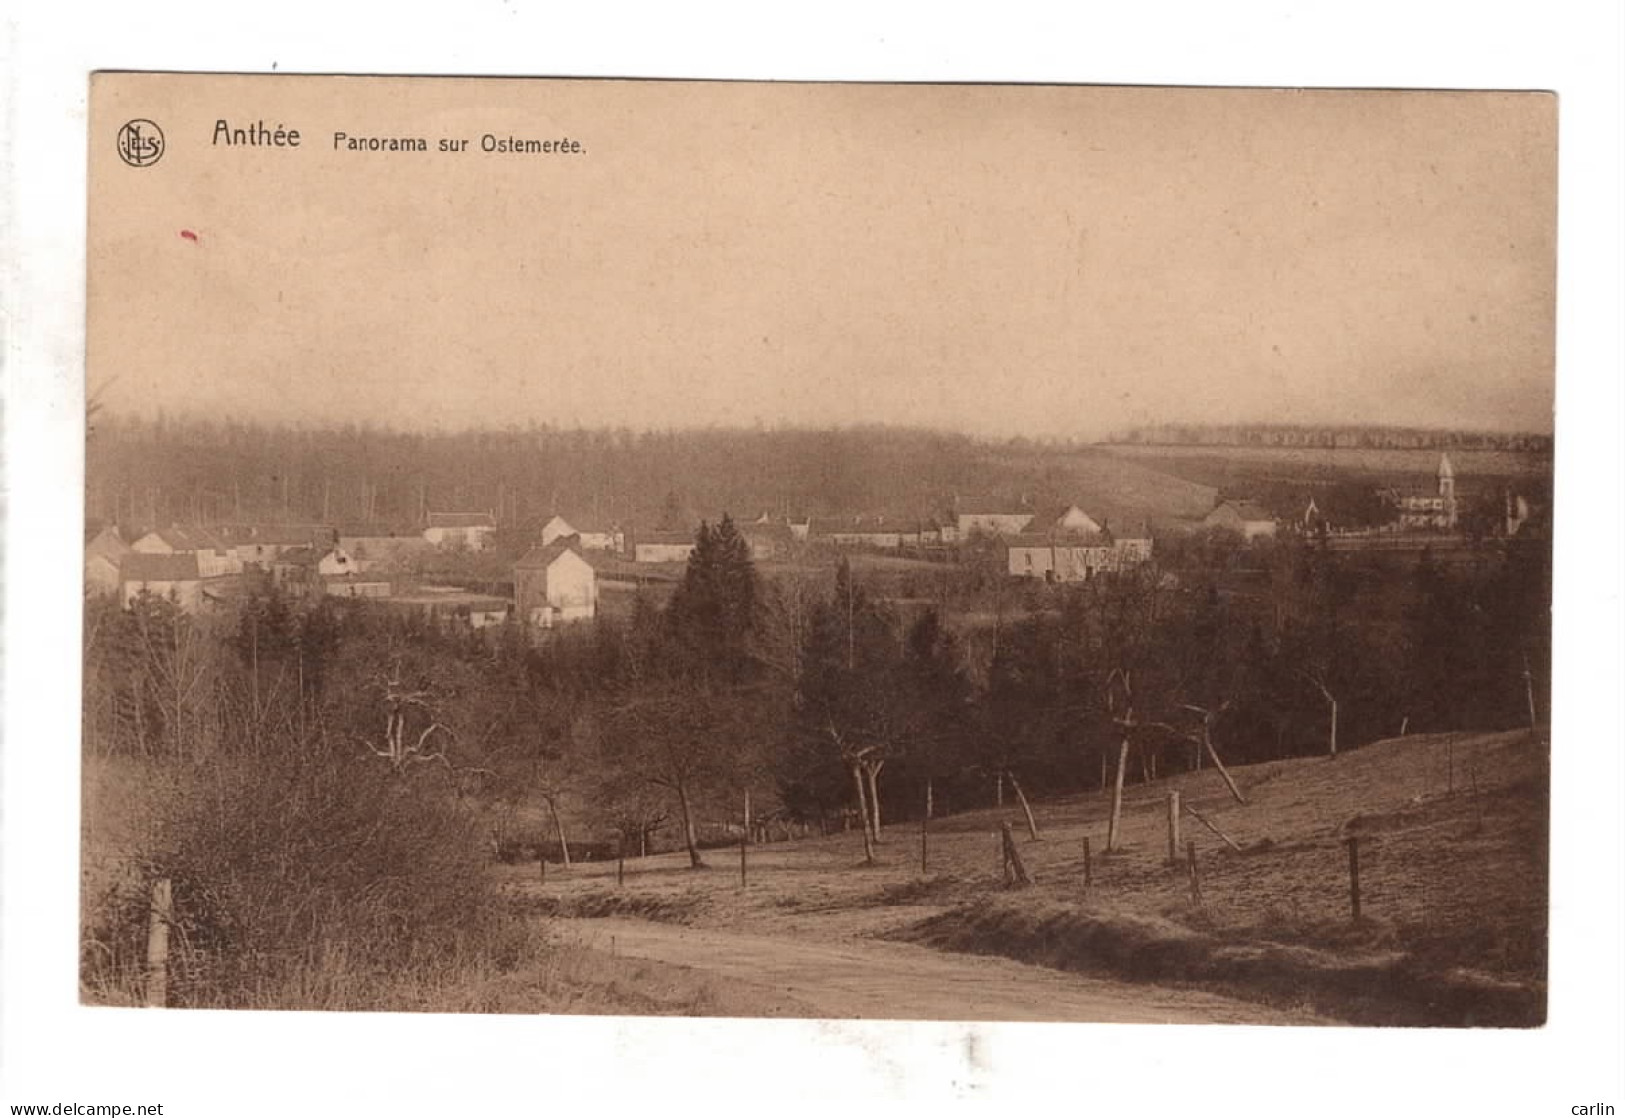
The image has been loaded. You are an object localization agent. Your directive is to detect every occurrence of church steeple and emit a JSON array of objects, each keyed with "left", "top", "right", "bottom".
[{"left": 1438, "top": 453, "right": 1457, "bottom": 528}]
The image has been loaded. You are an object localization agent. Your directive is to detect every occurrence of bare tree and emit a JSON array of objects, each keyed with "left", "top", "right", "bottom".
[
  {"left": 1301, "top": 669, "right": 1339, "bottom": 759},
  {"left": 356, "top": 656, "right": 456, "bottom": 770}
]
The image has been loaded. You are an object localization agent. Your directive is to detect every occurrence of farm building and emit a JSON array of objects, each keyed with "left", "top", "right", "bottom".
[
  {"left": 272, "top": 546, "right": 365, "bottom": 597},
  {"left": 541, "top": 514, "right": 624, "bottom": 553},
  {"left": 85, "top": 525, "right": 130, "bottom": 595},
  {"left": 379, "top": 591, "right": 509, "bottom": 628},
  {"left": 424, "top": 511, "right": 497, "bottom": 551},
  {"left": 739, "top": 519, "right": 795, "bottom": 561},
  {"left": 1385, "top": 454, "right": 1459, "bottom": 531},
  {"left": 1004, "top": 536, "right": 1114, "bottom": 582},
  {"left": 338, "top": 524, "right": 432, "bottom": 572},
  {"left": 633, "top": 531, "right": 698, "bottom": 564},
  {"left": 955, "top": 504, "right": 1036, "bottom": 538},
  {"left": 130, "top": 524, "right": 239, "bottom": 577},
  {"left": 809, "top": 516, "right": 911, "bottom": 549},
  {"left": 86, "top": 553, "right": 122, "bottom": 596},
  {"left": 120, "top": 552, "right": 203, "bottom": 611},
  {"left": 1003, "top": 531, "right": 1153, "bottom": 582},
  {"left": 515, "top": 542, "right": 599, "bottom": 627},
  {"left": 1030, "top": 504, "right": 1105, "bottom": 537},
  {"left": 1203, "top": 500, "right": 1279, "bottom": 541},
  {"left": 321, "top": 574, "right": 392, "bottom": 599},
  {"left": 212, "top": 523, "right": 336, "bottom": 568}
]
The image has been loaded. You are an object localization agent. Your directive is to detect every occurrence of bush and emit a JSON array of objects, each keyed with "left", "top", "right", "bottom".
[{"left": 83, "top": 747, "right": 539, "bottom": 1010}]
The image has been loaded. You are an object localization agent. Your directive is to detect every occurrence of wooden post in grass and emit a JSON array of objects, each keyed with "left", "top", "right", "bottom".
[
  {"left": 1183, "top": 804, "right": 1243, "bottom": 852},
  {"left": 1000, "top": 822, "right": 1031, "bottom": 887},
  {"left": 920, "top": 813, "right": 929, "bottom": 875},
  {"left": 1185, "top": 841, "right": 1202, "bottom": 906},
  {"left": 1083, "top": 836, "right": 1093, "bottom": 889},
  {"left": 1166, "top": 790, "right": 1181, "bottom": 865},
  {"left": 1522, "top": 652, "right": 1538, "bottom": 732},
  {"left": 739, "top": 829, "right": 748, "bottom": 889},
  {"left": 1346, "top": 836, "right": 1362, "bottom": 923},
  {"left": 617, "top": 853, "right": 625, "bottom": 888},
  {"left": 1107, "top": 736, "right": 1130, "bottom": 851},
  {"left": 145, "top": 878, "right": 171, "bottom": 1008}
]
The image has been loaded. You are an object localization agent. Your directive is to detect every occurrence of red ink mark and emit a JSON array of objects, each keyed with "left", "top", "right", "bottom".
[{"left": 179, "top": 229, "right": 199, "bottom": 242}]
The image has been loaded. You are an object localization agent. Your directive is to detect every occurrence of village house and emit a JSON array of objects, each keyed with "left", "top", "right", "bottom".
[
  {"left": 739, "top": 519, "right": 795, "bottom": 561},
  {"left": 85, "top": 524, "right": 130, "bottom": 596},
  {"left": 211, "top": 523, "right": 336, "bottom": 569},
  {"left": 120, "top": 552, "right": 203, "bottom": 611},
  {"left": 1031, "top": 503, "right": 1105, "bottom": 537},
  {"left": 955, "top": 503, "right": 1036, "bottom": 538},
  {"left": 1203, "top": 500, "right": 1279, "bottom": 541},
  {"left": 271, "top": 546, "right": 370, "bottom": 597},
  {"left": 808, "top": 516, "right": 911, "bottom": 550},
  {"left": 379, "top": 590, "right": 508, "bottom": 628},
  {"left": 321, "top": 572, "right": 393, "bottom": 599},
  {"left": 336, "top": 524, "right": 432, "bottom": 572},
  {"left": 86, "top": 552, "right": 123, "bottom": 596},
  {"left": 1003, "top": 528, "right": 1154, "bottom": 582},
  {"left": 1386, "top": 454, "right": 1459, "bottom": 531},
  {"left": 514, "top": 541, "right": 598, "bottom": 628},
  {"left": 130, "top": 524, "right": 240, "bottom": 577},
  {"left": 1004, "top": 536, "right": 1113, "bottom": 582},
  {"left": 916, "top": 516, "right": 950, "bottom": 546},
  {"left": 633, "top": 531, "right": 698, "bottom": 564},
  {"left": 423, "top": 511, "right": 498, "bottom": 551},
  {"left": 540, "top": 514, "right": 624, "bottom": 553}
]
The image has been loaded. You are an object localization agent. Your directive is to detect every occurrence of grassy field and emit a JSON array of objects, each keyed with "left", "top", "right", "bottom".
[{"left": 505, "top": 728, "right": 1548, "bottom": 1026}]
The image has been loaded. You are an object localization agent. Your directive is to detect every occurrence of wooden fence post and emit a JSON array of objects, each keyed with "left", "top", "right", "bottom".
[
  {"left": 920, "top": 812, "right": 929, "bottom": 875},
  {"left": 1166, "top": 790, "right": 1181, "bottom": 865},
  {"left": 1083, "top": 836, "right": 1093, "bottom": 889},
  {"left": 1185, "top": 841, "right": 1202, "bottom": 906},
  {"left": 145, "top": 878, "right": 172, "bottom": 1008},
  {"left": 1346, "top": 836, "right": 1362, "bottom": 923},
  {"left": 739, "top": 830, "right": 748, "bottom": 889},
  {"left": 1000, "top": 822, "right": 1031, "bottom": 887},
  {"left": 617, "top": 853, "right": 625, "bottom": 887},
  {"left": 1183, "top": 803, "right": 1243, "bottom": 852}
]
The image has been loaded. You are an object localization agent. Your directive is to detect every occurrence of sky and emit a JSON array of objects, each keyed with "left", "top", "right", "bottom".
[{"left": 88, "top": 77, "right": 1557, "bottom": 438}]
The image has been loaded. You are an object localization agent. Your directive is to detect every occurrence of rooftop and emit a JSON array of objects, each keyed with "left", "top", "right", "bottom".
[{"left": 121, "top": 552, "right": 201, "bottom": 582}]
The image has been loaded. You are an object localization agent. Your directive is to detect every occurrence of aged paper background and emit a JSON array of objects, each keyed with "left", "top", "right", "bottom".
[{"left": 7, "top": 3, "right": 1625, "bottom": 1115}]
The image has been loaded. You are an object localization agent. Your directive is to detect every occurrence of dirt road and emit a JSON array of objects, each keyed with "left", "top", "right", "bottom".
[{"left": 567, "top": 917, "right": 1320, "bottom": 1024}]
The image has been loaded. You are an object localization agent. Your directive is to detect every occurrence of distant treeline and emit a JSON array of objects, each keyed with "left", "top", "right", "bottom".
[
  {"left": 86, "top": 416, "right": 1013, "bottom": 532},
  {"left": 1105, "top": 424, "right": 1552, "bottom": 453}
]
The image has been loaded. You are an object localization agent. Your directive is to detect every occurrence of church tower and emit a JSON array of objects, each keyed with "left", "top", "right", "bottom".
[{"left": 1438, "top": 453, "right": 1457, "bottom": 528}]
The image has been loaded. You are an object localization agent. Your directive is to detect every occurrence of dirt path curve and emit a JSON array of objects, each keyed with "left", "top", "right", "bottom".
[{"left": 567, "top": 917, "right": 1320, "bottom": 1024}]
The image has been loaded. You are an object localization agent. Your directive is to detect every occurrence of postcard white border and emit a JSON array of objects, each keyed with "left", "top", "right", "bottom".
[{"left": 4, "top": 3, "right": 1621, "bottom": 1115}]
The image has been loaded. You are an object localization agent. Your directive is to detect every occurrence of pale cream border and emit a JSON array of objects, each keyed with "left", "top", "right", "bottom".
[{"left": 3, "top": 2, "right": 1621, "bottom": 1114}]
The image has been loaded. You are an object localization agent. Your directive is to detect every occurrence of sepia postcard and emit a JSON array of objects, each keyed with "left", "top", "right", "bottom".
[{"left": 81, "top": 72, "right": 1557, "bottom": 1036}]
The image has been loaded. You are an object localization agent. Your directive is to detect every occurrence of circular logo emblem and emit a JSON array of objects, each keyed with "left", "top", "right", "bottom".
[{"left": 117, "top": 119, "right": 165, "bottom": 167}]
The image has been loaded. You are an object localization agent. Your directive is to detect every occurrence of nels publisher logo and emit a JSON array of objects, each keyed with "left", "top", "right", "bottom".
[{"left": 117, "top": 119, "right": 165, "bottom": 167}]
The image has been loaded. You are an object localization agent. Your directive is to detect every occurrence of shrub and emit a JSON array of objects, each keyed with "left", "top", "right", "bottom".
[{"left": 83, "top": 745, "right": 539, "bottom": 1010}]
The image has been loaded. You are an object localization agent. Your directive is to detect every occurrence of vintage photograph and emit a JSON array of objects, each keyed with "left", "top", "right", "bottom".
[{"left": 81, "top": 74, "right": 1555, "bottom": 1027}]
